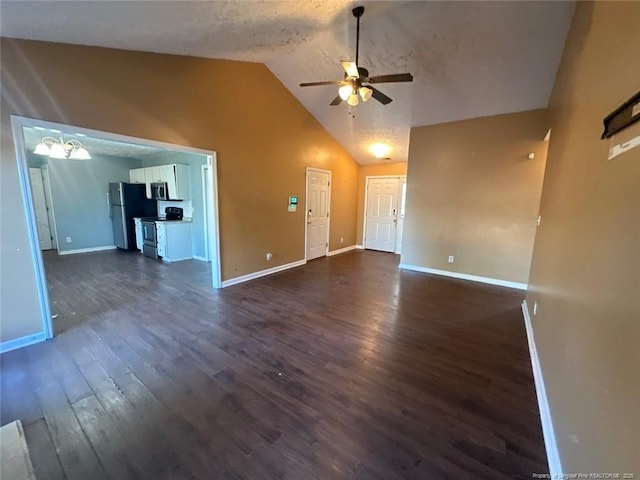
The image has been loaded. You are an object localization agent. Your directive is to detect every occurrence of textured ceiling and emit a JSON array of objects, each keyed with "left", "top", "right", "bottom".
[{"left": 1, "top": 1, "right": 574, "bottom": 164}]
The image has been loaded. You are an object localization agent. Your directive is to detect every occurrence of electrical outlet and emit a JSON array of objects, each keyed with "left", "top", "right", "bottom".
[
  {"left": 65, "top": 236, "right": 72, "bottom": 243},
  {"left": 448, "top": 255, "right": 454, "bottom": 263},
  {"left": 266, "top": 252, "right": 272, "bottom": 261},
  {"left": 533, "top": 302, "right": 538, "bottom": 315},
  {"left": 340, "top": 237, "right": 344, "bottom": 244}
]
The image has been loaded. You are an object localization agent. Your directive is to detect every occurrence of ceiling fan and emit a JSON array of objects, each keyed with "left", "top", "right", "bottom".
[{"left": 299, "top": 5, "right": 413, "bottom": 107}]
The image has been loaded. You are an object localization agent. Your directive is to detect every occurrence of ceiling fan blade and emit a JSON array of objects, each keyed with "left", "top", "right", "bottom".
[
  {"left": 300, "top": 80, "right": 343, "bottom": 87},
  {"left": 329, "top": 95, "right": 343, "bottom": 106},
  {"left": 341, "top": 61, "right": 359, "bottom": 79},
  {"left": 370, "top": 87, "right": 393, "bottom": 105},
  {"left": 367, "top": 73, "right": 414, "bottom": 84}
]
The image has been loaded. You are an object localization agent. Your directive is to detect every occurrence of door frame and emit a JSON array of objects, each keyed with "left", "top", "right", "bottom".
[
  {"left": 41, "top": 165, "right": 59, "bottom": 250},
  {"left": 362, "top": 175, "right": 407, "bottom": 251},
  {"left": 201, "top": 164, "right": 210, "bottom": 261},
  {"left": 28, "top": 166, "right": 55, "bottom": 251},
  {"left": 304, "top": 167, "right": 332, "bottom": 261},
  {"left": 11, "top": 115, "right": 223, "bottom": 342}
]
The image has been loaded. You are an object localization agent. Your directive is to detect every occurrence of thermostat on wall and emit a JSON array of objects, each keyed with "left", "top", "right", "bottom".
[{"left": 288, "top": 196, "right": 298, "bottom": 212}]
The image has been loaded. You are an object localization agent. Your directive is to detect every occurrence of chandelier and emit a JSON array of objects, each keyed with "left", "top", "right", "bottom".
[{"left": 33, "top": 137, "right": 91, "bottom": 160}]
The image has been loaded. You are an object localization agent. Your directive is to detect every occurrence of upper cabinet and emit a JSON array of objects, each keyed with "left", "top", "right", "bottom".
[
  {"left": 129, "top": 168, "right": 146, "bottom": 185},
  {"left": 129, "top": 164, "right": 190, "bottom": 200}
]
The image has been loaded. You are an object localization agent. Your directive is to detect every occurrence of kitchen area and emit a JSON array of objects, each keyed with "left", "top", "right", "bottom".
[
  {"left": 110, "top": 160, "right": 213, "bottom": 264},
  {"left": 22, "top": 122, "right": 219, "bottom": 334}
]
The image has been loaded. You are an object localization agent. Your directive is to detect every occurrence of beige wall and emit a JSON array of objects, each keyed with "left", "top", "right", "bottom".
[
  {"left": 356, "top": 162, "right": 407, "bottom": 245},
  {"left": 402, "top": 109, "right": 549, "bottom": 284},
  {"left": 0, "top": 39, "right": 359, "bottom": 343},
  {"left": 526, "top": 2, "right": 640, "bottom": 473}
]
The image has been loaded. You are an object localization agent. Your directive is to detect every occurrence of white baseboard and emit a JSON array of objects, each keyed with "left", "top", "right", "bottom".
[
  {"left": 355, "top": 245, "right": 364, "bottom": 250},
  {"left": 193, "top": 255, "right": 209, "bottom": 262},
  {"left": 58, "top": 245, "right": 117, "bottom": 255},
  {"left": 521, "top": 301, "right": 563, "bottom": 476},
  {"left": 1, "top": 331, "right": 47, "bottom": 354},
  {"left": 398, "top": 263, "right": 528, "bottom": 290},
  {"left": 221, "top": 259, "right": 306, "bottom": 288},
  {"left": 327, "top": 245, "right": 356, "bottom": 256}
]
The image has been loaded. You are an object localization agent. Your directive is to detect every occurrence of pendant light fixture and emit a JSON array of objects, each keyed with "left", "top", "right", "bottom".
[{"left": 33, "top": 136, "right": 91, "bottom": 160}]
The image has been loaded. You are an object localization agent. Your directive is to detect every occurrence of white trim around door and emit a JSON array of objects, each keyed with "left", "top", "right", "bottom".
[
  {"left": 362, "top": 175, "right": 406, "bottom": 253},
  {"left": 11, "top": 115, "right": 223, "bottom": 346},
  {"left": 304, "top": 167, "right": 332, "bottom": 261},
  {"left": 41, "top": 165, "right": 59, "bottom": 250}
]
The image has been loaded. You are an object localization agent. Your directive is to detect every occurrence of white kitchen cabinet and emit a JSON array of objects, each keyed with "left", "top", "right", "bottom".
[
  {"left": 129, "top": 168, "right": 146, "bottom": 185},
  {"left": 168, "top": 165, "right": 190, "bottom": 200},
  {"left": 129, "top": 164, "right": 190, "bottom": 200},
  {"left": 133, "top": 217, "right": 143, "bottom": 252},
  {"left": 156, "top": 221, "right": 192, "bottom": 262}
]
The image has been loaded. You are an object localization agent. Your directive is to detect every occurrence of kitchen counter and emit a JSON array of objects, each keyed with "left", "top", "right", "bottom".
[{"left": 156, "top": 217, "right": 192, "bottom": 224}]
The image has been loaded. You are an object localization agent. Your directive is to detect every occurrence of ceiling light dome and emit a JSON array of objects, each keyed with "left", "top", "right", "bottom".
[
  {"left": 33, "top": 141, "right": 51, "bottom": 156},
  {"left": 48, "top": 142, "right": 67, "bottom": 159},
  {"left": 370, "top": 142, "right": 391, "bottom": 159},
  {"left": 339, "top": 84, "right": 353, "bottom": 101},
  {"left": 359, "top": 86, "right": 373, "bottom": 102},
  {"left": 69, "top": 146, "right": 91, "bottom": 160}
]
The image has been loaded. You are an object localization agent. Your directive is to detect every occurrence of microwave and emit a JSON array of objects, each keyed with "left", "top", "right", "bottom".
[{"left": 150, "top": 182, "right": 168, "bottom": 200}]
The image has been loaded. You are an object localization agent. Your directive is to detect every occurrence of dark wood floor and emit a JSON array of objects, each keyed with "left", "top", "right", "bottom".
[{"left": 0, "top": 250, "right": 548, "bottom": 479}]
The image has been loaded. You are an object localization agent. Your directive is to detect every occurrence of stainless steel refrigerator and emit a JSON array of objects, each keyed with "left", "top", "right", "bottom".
[{"left": 108, "top": 183, "right": 157, "bottom": 250}]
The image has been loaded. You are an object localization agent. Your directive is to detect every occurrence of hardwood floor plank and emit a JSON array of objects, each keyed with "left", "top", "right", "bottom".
[
  {"left": 35, "top": 382, "right": 108, "bottom": 480},
  {"left": 70, "top": 395, "right": 139, "bottom": 480},
  {"left": 1, "top": 249, "right": 548, "bottom": 479},
  {"left": 22, "top": 418, "right": 67, "bottom": 480}
]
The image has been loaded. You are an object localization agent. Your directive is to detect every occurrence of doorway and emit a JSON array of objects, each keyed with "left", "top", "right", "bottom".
[
  {"left": 305, "top": 167, "right": 331, "bottom": 261},
  {"left": 11, "top": 115, "right": 222, "bottom": 342},
  {"left": 363, "top": 175, "right": 407, "bottom": 253}
]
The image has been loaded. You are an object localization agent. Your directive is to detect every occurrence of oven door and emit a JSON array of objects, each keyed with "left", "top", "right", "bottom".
[
  {"left": 141, "top": 221, "right": 158, "bottom": 259},
  {"left": 142, "top": 222, "right": 156, "bottom": 246}
]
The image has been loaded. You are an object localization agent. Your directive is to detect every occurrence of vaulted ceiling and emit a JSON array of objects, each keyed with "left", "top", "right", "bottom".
[{"left": 1, "top": 1, "right": 574, "bottom": 164}]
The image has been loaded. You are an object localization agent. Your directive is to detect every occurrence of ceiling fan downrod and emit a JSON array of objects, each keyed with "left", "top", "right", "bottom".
[{"left": 353, "top": 6, "right": 364, "bottom": 67}]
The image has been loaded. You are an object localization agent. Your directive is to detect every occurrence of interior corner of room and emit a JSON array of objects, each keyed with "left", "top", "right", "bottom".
[{"left": 1, "top": 1, "right": 639, "bottom": 478}]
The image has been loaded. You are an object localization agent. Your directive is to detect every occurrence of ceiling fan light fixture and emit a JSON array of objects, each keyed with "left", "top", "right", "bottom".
[
  {"left": 338, "top": 84, "right": 353, "bottom": 101},
  {"left": 359, "top": 86, "right": 373, "bottom": 102},
  {"left": 299, "top": 5, "right": 412, "bottom": 108}
]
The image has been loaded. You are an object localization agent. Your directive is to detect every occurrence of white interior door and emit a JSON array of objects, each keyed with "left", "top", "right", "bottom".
[
  {"left": 306, "top": 168, "right": 330, "bottom": 260},
  {"left": 365, "top": 177, "right": 400, "bottom": 252},
  {"left": 29, "top": 168, "right": 53, "bottom": 250}
]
